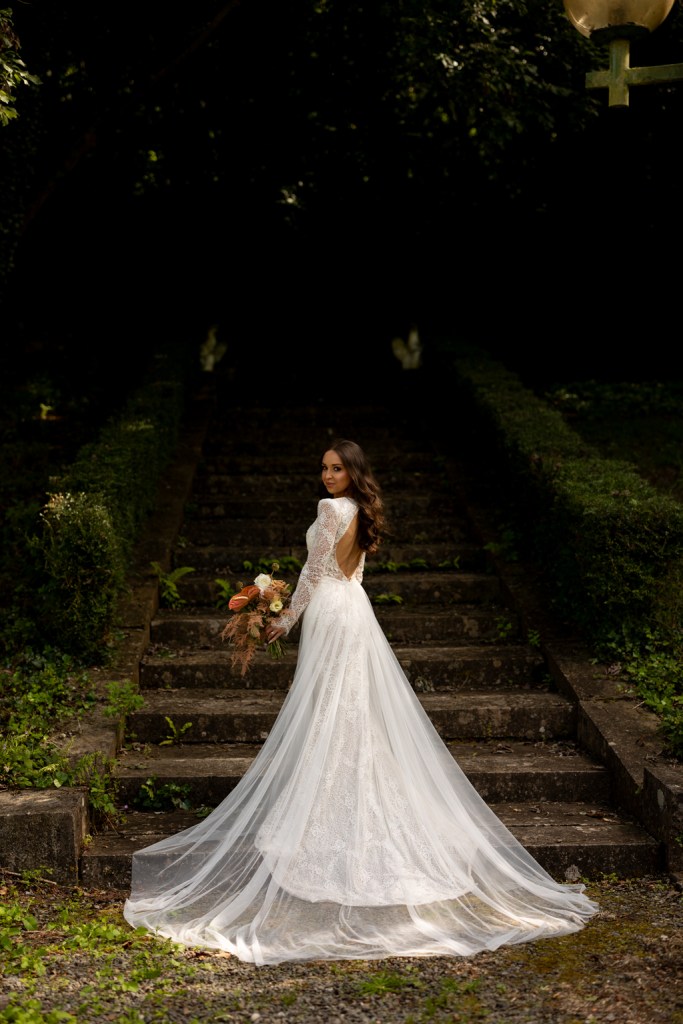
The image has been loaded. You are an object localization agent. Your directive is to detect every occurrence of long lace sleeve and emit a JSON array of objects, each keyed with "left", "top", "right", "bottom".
[{"left": 274, "top": 499, "right": 340, "bottom": 635}]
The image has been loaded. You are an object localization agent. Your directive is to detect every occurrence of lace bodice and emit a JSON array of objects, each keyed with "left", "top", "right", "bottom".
[{"left": 277, "top": 497, "right": 364, "bottom": 635}]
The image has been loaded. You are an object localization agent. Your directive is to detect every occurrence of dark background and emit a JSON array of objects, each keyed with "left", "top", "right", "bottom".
[{"left": 2, "top": 1, "right": 682, "bottom": 393}]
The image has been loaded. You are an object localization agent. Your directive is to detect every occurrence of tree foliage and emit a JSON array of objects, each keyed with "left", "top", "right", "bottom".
[
  {"left": 0, "top": 2, "right": 604, "bottom": 239},
  {"left": 0, "top": 7, "right": 39, "bottom": 127},
  {"left": 0, "top": 1, "right": 682, "bottom": 349}
]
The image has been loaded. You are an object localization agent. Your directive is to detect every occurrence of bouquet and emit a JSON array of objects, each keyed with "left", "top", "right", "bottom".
[{"left": 220, "top": 562, "right": 292, "bottom": 677}]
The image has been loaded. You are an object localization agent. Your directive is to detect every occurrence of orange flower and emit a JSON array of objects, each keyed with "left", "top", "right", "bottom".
[
  {"left": 221, "top": 564, "right": 292, "bottom": 677},
  {"left": 227, "top": 584, "right": 260, "bottom": 611}
]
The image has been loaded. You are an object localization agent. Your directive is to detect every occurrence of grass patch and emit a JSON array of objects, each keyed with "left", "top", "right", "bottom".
[
  {"left": 0, "top": 871, "right": 208, "bottom": 1023},
  {"left": 0, "top": 871, "right": 680, "bottom": 1024}
]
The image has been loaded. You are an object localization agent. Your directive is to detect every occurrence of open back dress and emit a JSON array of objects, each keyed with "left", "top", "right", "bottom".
[{"left": 123, "top": 495, "right": 598, "bottom": 964}]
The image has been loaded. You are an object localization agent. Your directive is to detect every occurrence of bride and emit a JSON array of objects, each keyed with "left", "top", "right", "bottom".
[{"left": 123, "top": 438, "right": 598, "bottom": 964}]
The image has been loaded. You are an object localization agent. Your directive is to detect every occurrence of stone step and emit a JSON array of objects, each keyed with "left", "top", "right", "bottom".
[
  {"left": 149, "top": 605, "right": 522, "bottom": 648},
  {"left": 193, "top": 470, "right": 451, "bottom": 497},
  {"left": 175, "top": 571, "right": 503, "bottom": 608},
  {"left": 173, "top": 542, "right": 486, "bottom": 573},
  {"left": 139, "top": 644, "right": 547, "bottom": 692},
  {"left": 188, "top": 494, "right": 466, "bottom": 522},
  {"left": 180, "top": 517, "right": 470, "bottom": 547},
  {"left": 200, "top": 433, "right": 433, "bottom": 455},
  {"left": 112, "top": 739, "right": 612, "bottom": 808},
  {"left": 125, "top": 688, "right": 575, "bottom": 745},
  {"left": 80, "top": 801, "right": 663, "bottom": 890},
  {"left": 203, "top": 412, "right": 429, "bottom": 440},
  {"left": 196, "top": 451, "right": 443, "bottom": 476}
]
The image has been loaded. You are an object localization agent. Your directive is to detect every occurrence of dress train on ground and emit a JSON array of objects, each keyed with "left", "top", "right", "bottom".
[{"left": 123, "top": 572, "right": 598, "bottom": 965}]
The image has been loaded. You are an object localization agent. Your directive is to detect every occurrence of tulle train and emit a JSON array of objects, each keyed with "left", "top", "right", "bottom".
[{"left": 123, "top": 577, "right": 598, "bottom": 964}]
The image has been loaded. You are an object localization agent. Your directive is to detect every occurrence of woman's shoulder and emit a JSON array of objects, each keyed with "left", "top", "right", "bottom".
[
  {"left": 316, "top": 497, "right": 339, "bottom": 515},
  {"left": 316, "top": 496, "right": 356, "bottom": 517}
]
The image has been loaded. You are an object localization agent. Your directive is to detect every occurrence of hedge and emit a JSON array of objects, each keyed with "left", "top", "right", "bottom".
[
  {"left": 28, "top": 350, "right": 189, "bottom": 663},
  {"left": 436, "top": 343, "right": 683, "bottom": 755},
  {"left": 447, "top": 347, "right": 683, "bottom": 655}
]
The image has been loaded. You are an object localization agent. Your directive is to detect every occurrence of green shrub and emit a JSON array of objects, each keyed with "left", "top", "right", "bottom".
[
  {"left": 12, "top": 363, "right": 187, "bottom": 664},
  {"left": 30, "top": 492, "right": 125, "bottom": 662},
  {"left": 448, "top": 346, "right": 683, "bottom": 756},
  {"left": 0, "top": 647, "right": 95, "bottom": 730},
  {"left": 537, "top": 457, "right": 683, "bottom": 642},
  {"left": 452, "top": 348, "right": 683, "bottom": 643},
  {"left": 0, "top": 647, "right": 94, "bottom": 789},
  {"left": 60, "top": 379, "right": 184, "bottom": 560}
]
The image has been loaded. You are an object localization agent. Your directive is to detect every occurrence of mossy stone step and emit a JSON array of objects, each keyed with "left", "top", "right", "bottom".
[
  {"left": 203, "top": 413, "right": 430, "bottom": 442},
  {"left": 125, "top": 688, "right": 576, "bottom": 745},
  {"left": 180, "top": 517, "right": 470, "bottom": 547},
  {"left": 139, "top": 644, "right": 547, "bottom": 692},
  {"left": 149, "top": 605, "right": 521, "bottom": 647},
  {"left": 112, "top": 738, "right": 612, "bottom": 808},
  {"left": 175, "top": 570, "right": 503, "bottom": 607},
  {"left": 194, "top": 470, "right": 451, "bottom": 496},
  {"left": 200, "top": 433, "right": 430, "bottom": 454},
  {"left": 79, "top": 801, "right": 662, "bottom": 890},
  {"left": 189, "top": 494, "right": 465, "bottom": 521},
  {"left": 196, "top": 451, "right": 446, "bottom": 476},
  {"left": 173, "top": 542, "right": 486, "bottom": 573}
]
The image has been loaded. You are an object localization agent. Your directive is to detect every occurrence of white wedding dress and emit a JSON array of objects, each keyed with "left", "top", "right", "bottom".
[{"left": 123, "top": 496, "right": 598, "bottom": 964}]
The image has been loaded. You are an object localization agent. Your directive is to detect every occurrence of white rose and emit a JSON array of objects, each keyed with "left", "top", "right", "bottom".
[
  {"left": 269, "top": 600, "right": 283, "bottom": 613},
  {"left": 254, "top": 573, "right": 272, "bottom": 591}
]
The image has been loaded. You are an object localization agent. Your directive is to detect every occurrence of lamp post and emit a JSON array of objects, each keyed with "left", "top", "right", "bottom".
[{"left": 563, "top": 0, "right": 683, "bottom": 106}]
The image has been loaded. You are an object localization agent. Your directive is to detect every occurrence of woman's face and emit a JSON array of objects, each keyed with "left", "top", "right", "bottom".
[{"left": 322, "top": 450, "right": 351, "bottom": 497}]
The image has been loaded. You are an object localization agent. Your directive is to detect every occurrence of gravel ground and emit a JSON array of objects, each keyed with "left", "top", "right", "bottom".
[{"left": 1, "top": 871, "right": 682, "bottom": 1024}]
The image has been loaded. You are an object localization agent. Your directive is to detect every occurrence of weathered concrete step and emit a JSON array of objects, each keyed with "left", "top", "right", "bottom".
[
  {"left": 204, "top": 410, "right": 428, "bottom": 441},
  {"left": 176, "top": 571, "right": 503, "bottom": 608},
  {"left": 149, "top": 605, "right": 521, "bottom": 647},
  {"left": 0, "top": 789, "right": 89, "bottom": 886},
  {"left": 139, "top": 644, "right": 547, "bottom": 692},
  {"left": 488, "top": 801, "right": 663, "bottom": 879},
  {"left": 196, "top": 451, "right": 443, "bottom": 476},
  {"left": 380, "top": 606, "right": 518, "bottom": 643},
  {"left": 189, "top": 495, "right": 466, "bottom": 522},
  {"left": 193, "top": 470, "right": 452, "bottom": 497},
  {"left": 174, "top": 542, "right": 487, "bottom": 573},
  {"left": 181, "top": 517, "right": 470, "bottom": 547},
  {"left": 125, "top": 689, "right": 575, "bottom": 744},
  {"left": 200, "top": 432, "right": 431, "bottom": 456},
  {"left": 79, "top": 801, "right": 662, "bottom": 890},
  {"left": 112, "top": 739, "right": 612, "bottom": 808}
]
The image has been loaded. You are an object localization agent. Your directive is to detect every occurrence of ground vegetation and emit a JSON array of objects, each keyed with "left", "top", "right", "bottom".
[{"left": 0, "top": 868, "right": 681, "bottom": 1024}]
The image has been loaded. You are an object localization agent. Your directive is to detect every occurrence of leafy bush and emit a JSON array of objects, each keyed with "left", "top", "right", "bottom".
[
  {"left": 0, "top": 647, "right": 95, "bottom": 737},
  {"left": 30, "top": 493, "right": 125, "bottom": 662},
  {"left": 9, "top": 365, "right": 187, "bottom": 664},
  {"left": 448, "top": 345, "right": 683, "bottom": 756},
  {"left": 0, "top": 648, "right": 126, "bottom": 823},
  {"left": 102, "top": 680, "right": 144, "bottom": 719},
  {"left": 59, "top": 379, "right": 185, "bottom": 561}
]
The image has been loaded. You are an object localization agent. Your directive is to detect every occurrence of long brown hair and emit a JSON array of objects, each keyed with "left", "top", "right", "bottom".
[{"left": 324, "top": 438, "right": 385, "bottom": 554}]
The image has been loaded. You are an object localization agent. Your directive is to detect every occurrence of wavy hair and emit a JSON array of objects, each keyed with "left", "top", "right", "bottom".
[{"left": 323, "top": 438, "right": 385, "bottom": 554}]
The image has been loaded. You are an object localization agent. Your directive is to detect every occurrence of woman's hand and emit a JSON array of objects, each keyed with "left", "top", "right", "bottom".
[{"left": 266, "top": 624, "right": 286, "bottom": 644}]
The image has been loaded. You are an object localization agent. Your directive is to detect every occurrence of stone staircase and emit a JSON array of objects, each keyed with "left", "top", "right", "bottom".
[{"left": 81, "top": 368, "right": 662, "bottom": 887}]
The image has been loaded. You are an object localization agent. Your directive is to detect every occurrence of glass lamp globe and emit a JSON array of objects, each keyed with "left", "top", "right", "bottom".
[{"left": 563, "top": 0, "right": 675, "bottom": 38}]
